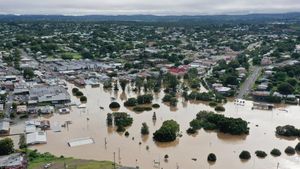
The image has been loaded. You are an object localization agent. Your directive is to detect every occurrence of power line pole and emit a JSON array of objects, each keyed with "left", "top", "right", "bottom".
[
  {"left": 113, "top": 152, "right": 116, "bottom": 169},
  {"left": 118, "top": 147, "right": 121, "bottom": 165}
]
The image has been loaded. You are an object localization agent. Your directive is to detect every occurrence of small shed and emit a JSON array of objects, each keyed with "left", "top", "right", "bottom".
[
  {"left": 26, "top": 131, "right": 47, "bottom": 145},
  {"left": 17, "top": 105, "right": 27, "bottom": 113},
  {"left": 0, "top": 121, "right": 10, "bottom": 135}
]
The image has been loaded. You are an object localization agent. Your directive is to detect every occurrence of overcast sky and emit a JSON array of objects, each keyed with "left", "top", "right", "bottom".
[{"left": 0, "top": 0, "right": 299, "bottom": 15}]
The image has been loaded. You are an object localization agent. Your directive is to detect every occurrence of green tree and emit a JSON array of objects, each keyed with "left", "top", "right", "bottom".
[
  {"left": 0, "top": 138, "right": 14, "bottom": 155},
  {"left": 141, "top": 122, "right": 149, "bottom": 135},
  {"left": 153, "top": 120, "right": 180, "bottom": 142},
  {"left": 119, "top": 79, "right": 129, "bottom": 91},
  {"left": 239, "top": 151, "right": 251, "bottom": 160},
  {"left": 23, "top": 68, "right": 34, "bottom": 79},
  {"left": 124, "top": 98, "right": 137, "bottom": 107},
  {"left": 277, "top": 82, "right": 294, "bottom": 95},
  {"left": 80, "top": 96, "right": 87, "bottom": 102}
]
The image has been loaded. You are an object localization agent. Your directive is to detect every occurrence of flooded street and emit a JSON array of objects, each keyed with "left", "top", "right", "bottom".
[{"left": 11, "top": 83, "right": 300, "bottom": 169}]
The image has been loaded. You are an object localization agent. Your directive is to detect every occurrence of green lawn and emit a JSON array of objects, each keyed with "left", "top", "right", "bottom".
[
  {"left": 290, "top": 24, "right": 300, "bottom": 31},
  {"left": 61, "top": 52, "right": 82, "bottom": 60},
  {"left": 29, "top": 158, "right": 115, "bottom": 169},
  {"left": 27, "top": 150, "right": 115, "bottom": 169}
]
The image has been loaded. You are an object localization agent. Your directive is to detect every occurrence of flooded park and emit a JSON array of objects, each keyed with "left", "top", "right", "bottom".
[{"left": 9, "top": 83, "right": 300, "bottom": 169}]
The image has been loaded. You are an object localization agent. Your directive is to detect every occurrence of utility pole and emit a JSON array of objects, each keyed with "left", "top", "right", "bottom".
[
  {"left": 113, "top": 152, "right": 116, "bottom": 169},
  {"left": 118, "top": 147, "right": 121, "bottom": 165}
]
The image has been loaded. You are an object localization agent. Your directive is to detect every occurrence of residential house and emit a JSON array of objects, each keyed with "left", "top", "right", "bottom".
[
  {"left": 0, "top": 121, "right": 10, "bottom": 136},
  {"left": 0, "top": 153, "right": 27, "bottom": 169}
]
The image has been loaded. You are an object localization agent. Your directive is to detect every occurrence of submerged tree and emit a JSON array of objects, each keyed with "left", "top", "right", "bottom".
[{"left": 141, "top": 122, "right": 149, "bottom": 135}]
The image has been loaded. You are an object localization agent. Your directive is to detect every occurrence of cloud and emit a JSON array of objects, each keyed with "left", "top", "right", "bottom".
[{"left": 0, "top": 0, "right": 299, "bottom": 15}]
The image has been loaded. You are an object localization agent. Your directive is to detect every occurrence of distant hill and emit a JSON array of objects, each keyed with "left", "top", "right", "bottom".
[{"left": 0, "top": 13, "right": 300, "bottom": 24}]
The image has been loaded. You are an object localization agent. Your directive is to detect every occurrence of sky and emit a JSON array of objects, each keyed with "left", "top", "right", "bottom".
[{"left": 0, "top": 0, "right": 300, "bottom": 15}]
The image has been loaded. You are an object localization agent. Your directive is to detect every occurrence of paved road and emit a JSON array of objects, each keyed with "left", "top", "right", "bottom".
[
  {"left": 4, "top": 93, "right": 13, "bottom": 118},
  {"left": 237, "top": 66, "right": 262, "bottom": 99}
]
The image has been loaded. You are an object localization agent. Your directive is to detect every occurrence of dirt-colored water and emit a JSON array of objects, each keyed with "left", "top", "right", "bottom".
[{"left": 10, "top": 83, "right": 300, "bottom": 169}]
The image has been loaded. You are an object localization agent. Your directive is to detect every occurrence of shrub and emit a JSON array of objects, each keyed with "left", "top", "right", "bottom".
[
  {"left": 106, "top": 113, "right": 113, "bottom": 126},
  {"left": 188, "top": 91, "right": 213, "bottom": 101},
  {"left": 133, "top": 106, "right": 152, "bottom": 112},
  {"left": 214, "top": 105, "right": 225, "bottom": 111},
  {"left": 153, "top": 120, "right": 180, "bottom": 142},
  {"left": 124, "top": 98, "right": 137, "bottom": 107},
  {"left": 285, "top": 146, "right": 296, "bottom": 155},
  {"left": 255, "top": 150, "right": 267, "bottom": 158},
  {"left": 113, "top": 112, "right": 133, "bottom": 127},
  {"left": 207, "top": 153, "right": 217, "bottom": 162},
  {"left": 152, "top": 103, "right": 160, "bottom": 108},
  {"left": 295, "top": 142, "right": 300, "bottom": 152},
  {"left": 19, "top": 134, "right": 27, "bottom": 149},
  {"left": 19, "top": 114, "right": 29, "bottom": 119},
  {"left": 141, "top": 123, "right": 149, "bottom": 135},
  {"left": 186, "top": 127, "right": 197, "bottom": 134},
  {"left": 124, "top": 131, "right": 130, "bottom": 137},
  {"left": 72, "top": 88, "right": 79, "bottom": 94},
  {"left": 109, "top": 102, "right": 120, "bottom": 109},
  {"left": 10, "top": 112, "right": 16, "bottom": 119},
  {"left": 75, "top": 91, "right": 83, "bottom": 97},
  {"left": 170, "top": 97, "right": 178, "bottom": 106},
  {"left": 80, "top": 96, "right": 87, "bottom": 102},
  {"left": 164, "top": 154, "right": 169, "bottom": 159},
  {"left": 117, "top": 125, "right": 125, "bottom": 132},
  {"left": 162, "top": 94, "right": 173, "bottom": 102},
  {"left": 276, "top": 125, "right": 300, "bottom": 137},
  {"left": 209, "top": 102, "right": 218, "bottom": 107},
  {"left": 137, "top": 94, "right": 153, "bottom": 104},
  {"left": 270, "top": 148, "right": 281, "bottom": 156},
  {"left": 103, "top": 81, "right": 112, "bottom": 89},
  {"left": 239, "top": 151, "right": 251, "bottom": 160}
]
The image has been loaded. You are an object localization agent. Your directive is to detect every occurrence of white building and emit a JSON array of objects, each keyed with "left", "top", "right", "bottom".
[{"left": 26, "top": 131, "right": 47, "bottom": 145}]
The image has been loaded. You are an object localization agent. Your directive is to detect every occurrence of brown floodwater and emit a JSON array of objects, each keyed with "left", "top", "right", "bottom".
[{"left": 9, "top": 83, "right": 300, "bottom": 169}]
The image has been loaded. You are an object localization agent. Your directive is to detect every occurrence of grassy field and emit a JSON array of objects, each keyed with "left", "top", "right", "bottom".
[
  {"left": 61, "top": 52, "right": 82, "bottom": 60},
  {"left": 27, "top": 150, "right": 115, "bottom": 169},
  {"left": 290, "top": 24, "right": 300, "bottom": 31},
  {"left": 29, "top": 158, "right": 115, "bottom": 169}
]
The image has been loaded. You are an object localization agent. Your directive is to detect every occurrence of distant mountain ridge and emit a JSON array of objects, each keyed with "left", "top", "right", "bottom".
[{"left": 0, "top": 13, "right": 299, "bottom": 23}]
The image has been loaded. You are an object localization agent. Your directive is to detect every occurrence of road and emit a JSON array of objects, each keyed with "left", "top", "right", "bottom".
[
  {"left": 237, "top": 66, "right": 262, "bottom": 99},
  {"left": 4, "top": 93, "right": 13, "bottom": 118}
]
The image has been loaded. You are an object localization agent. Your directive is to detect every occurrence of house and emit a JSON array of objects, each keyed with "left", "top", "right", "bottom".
[
  {"left": 261, "top": 57, "right": 272, "bottom": 66},
  {"left": 4, "top": 75, "right": 17, "bottom": 82},
  {"left": 257, "top": 84, "right": 268, "bottom": 91},
  {"left": 0, "top": 121, "right": 10, "bottom": 136},
  {"left": 29, "top": 86, "right": 70, "bottom": 104},
  {"left": 235, "top": 67, "right": 247, "bottom": 74},
  {"left": 169, "top": 66, "right": 188, "bottom": 76},
  {"left": 26, "top": 131, "right": 47, "bottom": 145},
  {"left": 215, "top": 87, "right": 231, "bottom": 95},
  {"left": 17, "top": 105, "right": 27, "bottom": 114},
  {"left": 0, "top": 153, "right": 27, "bottom": 169},
  {"left": 25, "top": 125, "right": 37, "bottom": 133},
  {"left": 252, "top": 91, "right": 271, "bottom": 101},
  {"left": 295, "top": 44, "right": 300, "bottom": 53},
  {"left": 0, "top": 104, "right": 3, "bottom": 111},
  {"left": 40, "top": 120, "right": 50, "bottom": 130}
]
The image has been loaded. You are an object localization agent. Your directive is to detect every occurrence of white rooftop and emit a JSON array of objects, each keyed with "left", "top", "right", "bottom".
[{"left": 26, "top": 131, "right": 47, "bottom": 145}]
